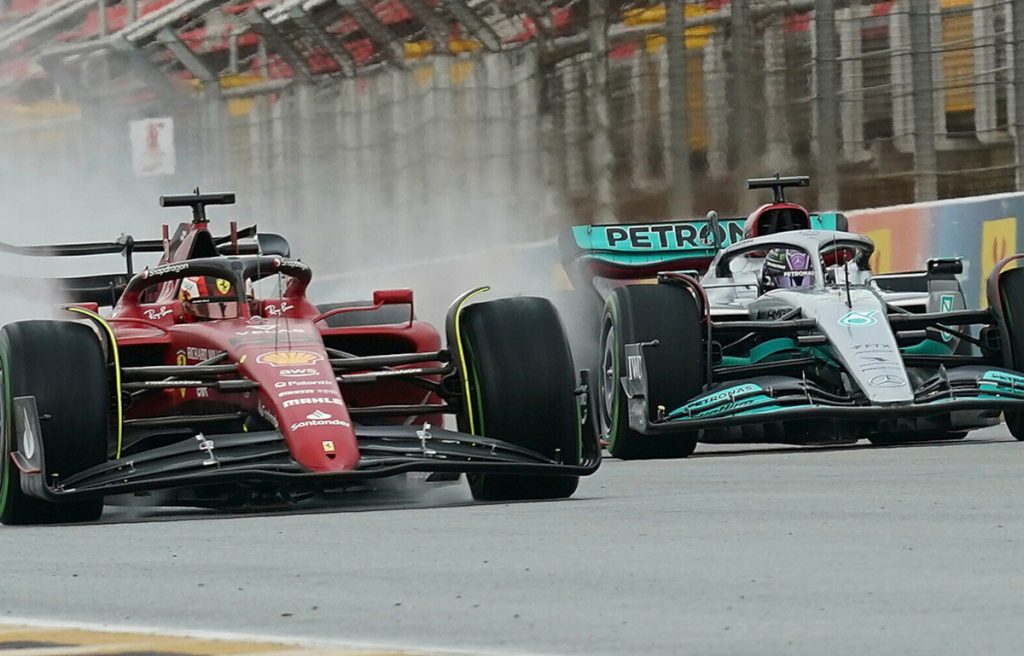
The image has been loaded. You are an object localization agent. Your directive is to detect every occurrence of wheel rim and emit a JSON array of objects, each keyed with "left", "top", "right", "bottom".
[{"left": 598, "top": 318, "right": 616, "bottom": 442}]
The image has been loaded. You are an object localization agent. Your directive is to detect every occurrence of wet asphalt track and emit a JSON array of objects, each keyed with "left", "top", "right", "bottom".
[{"left": 1, "top": 425, "right": 1022, "bottom": 656}]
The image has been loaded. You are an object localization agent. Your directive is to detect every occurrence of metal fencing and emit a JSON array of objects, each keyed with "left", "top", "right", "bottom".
[{"left": 2, "top": 0, "right": 1023, "bottom": 270}]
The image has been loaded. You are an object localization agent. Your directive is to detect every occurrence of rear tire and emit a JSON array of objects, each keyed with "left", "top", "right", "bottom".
[
  {"left": 995, "top": 268, "right": 1024, "bottom": 440},
  {"left": 599, "top": 285, "right": 703, "bottom": 460},
  {"left": 458, "top": 297, "right": 581, "bottom": 501},
  {"left": 0, "top": 321, "right": 108, "bottom": 525}
]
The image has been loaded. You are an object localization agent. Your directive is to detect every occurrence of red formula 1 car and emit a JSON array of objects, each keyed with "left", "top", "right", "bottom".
[{"left": 0, "top": 192, "right": 599, "bottom": 525}]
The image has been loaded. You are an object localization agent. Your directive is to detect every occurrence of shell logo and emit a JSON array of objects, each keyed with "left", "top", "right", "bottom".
[{"left": 256, "top": 350, "right": 323, "bottom": 367}]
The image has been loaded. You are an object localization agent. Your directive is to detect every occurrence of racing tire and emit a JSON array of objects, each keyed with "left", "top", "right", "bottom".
[
  {"left": 600, "top": 285, "right": 703, "bottom": 460},
  {"left": 458, "top": 297, "right": 581, "bottom": 501},
  {"left": 997, "top": 268, "right": 1024, "bottom": 441},
  {"left": 316, "top": 301, "right": 411, "bottom": 328},
  {"left": 549, "top": 289, "right": 603, "bottom": 375},
  {"left": 0, "top": 321, "right": 108, "bottom": 525}
]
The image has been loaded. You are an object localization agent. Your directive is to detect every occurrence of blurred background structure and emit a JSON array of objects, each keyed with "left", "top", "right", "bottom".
[{"left": 0, "top": 0, "right": 1021, "bottom": 269}]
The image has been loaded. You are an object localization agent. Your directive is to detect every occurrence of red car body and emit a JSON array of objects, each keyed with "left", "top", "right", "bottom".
[{"left": 2, "top": 192, "right": 599, "bottom": 511}]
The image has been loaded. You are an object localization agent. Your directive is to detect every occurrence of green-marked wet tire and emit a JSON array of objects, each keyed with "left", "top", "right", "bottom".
[
  {"left": 459, "top": 297, "right": 581, "bottom": 501},
  {"left": 997, "top": 268, "right": 1024, "bottom": 441},
  {"left": 599, "top": 285, "right": 703, "bottom": 459},
  {"left": 0, "top": 321, "right": 108, "bottom": 525}
]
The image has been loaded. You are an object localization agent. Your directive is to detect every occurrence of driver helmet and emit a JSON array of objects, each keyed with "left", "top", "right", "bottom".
[
  {"left": 761, "top": 248, "right": 814, "bottom": 292},
  {"left": 179, "top": 276, "right": 238, "bottom": 320}
]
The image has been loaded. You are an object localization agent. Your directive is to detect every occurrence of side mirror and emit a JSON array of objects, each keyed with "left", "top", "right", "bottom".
[
  {"left": 927, "top": 257, "right": 963, "bottom": 276},
  {"left": 258, "top": 233, "right": 291, "bottom": 258}
]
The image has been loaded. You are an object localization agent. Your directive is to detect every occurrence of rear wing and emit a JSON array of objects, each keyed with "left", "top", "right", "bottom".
[
  {"left": 0, "top": 225, "right": 262, "bottom": 307},
  {"left": 560, "top": 212, "right": 849, "bottom": 283}
]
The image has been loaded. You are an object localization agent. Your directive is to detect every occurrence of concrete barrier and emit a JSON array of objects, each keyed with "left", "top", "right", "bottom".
[
  {"left": 849, "top": 191, "right": 1024, "bottom": 308},
  {"left": 310, "top": 191, "right": 1024, "bottom": 322}
]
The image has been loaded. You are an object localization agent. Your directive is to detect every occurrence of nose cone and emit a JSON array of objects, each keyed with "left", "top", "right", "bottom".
[
  {"left": 813, "top": 292, "right": 914, "bottom": 404},
  {"left": 229, "top": 325, "right": 359, "bottom": 471}
]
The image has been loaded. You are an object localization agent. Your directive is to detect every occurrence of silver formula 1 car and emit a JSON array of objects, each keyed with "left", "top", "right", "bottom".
[
  {"left": 597, "top": 226, "right": 1024, "bottom": 458},
  {"left": 564, "top": 177, "right": 1024, "bottom": 459}
]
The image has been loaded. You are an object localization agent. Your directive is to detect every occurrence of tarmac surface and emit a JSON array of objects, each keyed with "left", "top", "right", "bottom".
[{"left": 1, "top": 425, "right": 1022, "bottom": 656}]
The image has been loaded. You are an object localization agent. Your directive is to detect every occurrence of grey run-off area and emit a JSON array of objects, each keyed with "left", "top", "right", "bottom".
[{"left": 1, "top": 426, "right": 1021, "bottom": 656}]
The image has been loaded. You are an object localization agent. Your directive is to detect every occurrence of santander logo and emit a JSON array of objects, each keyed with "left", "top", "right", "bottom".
[{"left": 288, "top": 409, "right": 350, "bottom": 432}]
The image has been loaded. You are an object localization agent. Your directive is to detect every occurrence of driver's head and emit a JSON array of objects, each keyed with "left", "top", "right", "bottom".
[
  {"left": 761, "top": 248, "right": 814, "bottom": 292},
  {"left": 179, "top": 276, "right": 239, "bottom": 320}
]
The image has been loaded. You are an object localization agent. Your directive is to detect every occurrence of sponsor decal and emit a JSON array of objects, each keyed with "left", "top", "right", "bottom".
[
  {"left": 693, "top": 396, "right": 775, "bottom": 418},
  {"left": 322, "top": 440, "right": 335, "bottom": 453},
  {"left": 281, "top": 368, "right": 318, "bottom": 377},
  {"left": 176, "top": 351, "right": 188, "bottom": 398},
  {"left": 980, "top": 370, "right": 1024, "bottom": 390},
  {"left": 601, "top": 222, "right": 744, "bottom": 250},
  {"left": 277, "top": 389, "right": 317, "bottom": 398},
  {"left": 258, "top": 403, "right": 279, "bottom": 429},
  {"left": 235, "top": 326, "right": 306, "bottom": 337},
  {"left": 20, "top": 405, "right": 36, "bottom": 459},
  {"left": 763, "top": 306, "right": 794, "bottom": 321},
  {"left": 142, "top": 262, "right": 189, "bottom": 279},
  {"left": 184, "top": 347, "right": 224, "bottom": 362},
  {"left": 869, "top": 374, "right": 905, "bottom": 388},
  {"left": 274, "top": 379, "right": 336, "bottom": 388},
  {"left": 839, "top": 310, "right": 878, "bottom": 327},
  {"left": 980, "top": 217, "right": 1017, "bottom": 302},
  {"left": 289, "top": 409, "right": 351, "bottom": 431},
  {"left": 283, "top": 397, "right": 344, "bottom": 408},
  {"left": 939, "top": 294, "right": 956, "bottom": 342},
  {"left": 143, "top": 306, "right": 173, "bottom": 320},
  {"left": 266, "top": 302, "right": 295, "bottom": 317},
  {"left": 674, "top": 384, "right": 762, "bottom": 415},
  {"left": 626, "top": 354, "right": 643, "bottom": 380},
  {"left": 216, "top": 279, "right": 232, "bottom": 294},
  {"left": 257, "top": 350, "right": 323, "bottom": 367}
]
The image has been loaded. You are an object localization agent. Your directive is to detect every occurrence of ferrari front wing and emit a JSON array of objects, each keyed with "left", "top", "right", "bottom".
[{"left": 9, "top": 397, "right": 601, "bottom": 503}]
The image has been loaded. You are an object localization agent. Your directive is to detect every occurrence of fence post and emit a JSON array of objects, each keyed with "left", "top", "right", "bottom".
[
  {"left": 703, "top": 29, "right": 727, "bottom": 179},
  {"left": 1013, "top": 0, "right": 1024, "bottom": 189},
  {"left": 588, "top": 0, "right": 615, "bottom": 222},
  {"left": 909, "top": 1, "right": 938, "bottom": 201},
  {"left": 666, "top": 0, "right": 692, "bottom": 217},
  {"left": 974, "top": 0, "right": 1000, "bottom": 144},
  {"left": 838, "top": 6, "right": 870, "bottom": 162},
  {"left": 730, "top": 0, "right": 754, "bottom": 183},
  {"left": 763, "top": 17, "right": 792, "bottom": 172},
  {"left": 814, "top": 0, "right": 839, "bottom": 209}
]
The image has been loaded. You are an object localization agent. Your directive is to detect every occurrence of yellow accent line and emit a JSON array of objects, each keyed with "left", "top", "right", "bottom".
[
  {"left": 68, "top": 307, "right": 124, "bottom": 459},
  {"left": 453, "top": 287, "right": 490, "bottom": 435},
  {"left": 0, "top": 624, "right": 474, "bottom": 655}
]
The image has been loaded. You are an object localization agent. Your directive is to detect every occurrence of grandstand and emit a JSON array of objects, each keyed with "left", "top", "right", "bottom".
[{"left": 0, "top": 1, "right": 1021, "bottom": 234}]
